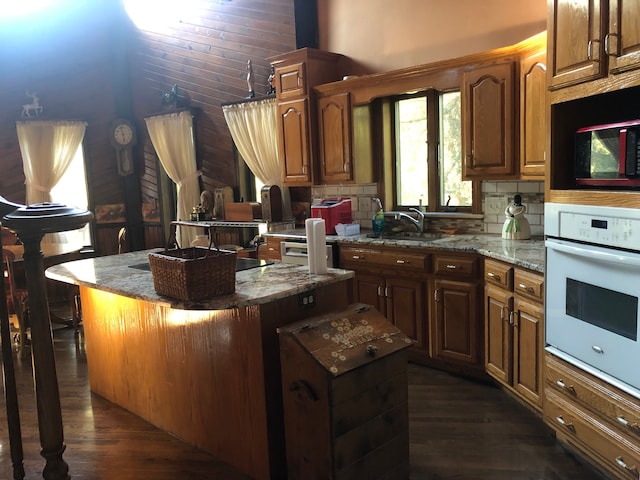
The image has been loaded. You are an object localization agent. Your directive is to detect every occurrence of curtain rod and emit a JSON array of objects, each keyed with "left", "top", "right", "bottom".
[
  {"left": 144, "top": 107, "right": 200, "bottom": 120},
  {"left": 221, "top": 94, "right": 275, "bottom": 107}
]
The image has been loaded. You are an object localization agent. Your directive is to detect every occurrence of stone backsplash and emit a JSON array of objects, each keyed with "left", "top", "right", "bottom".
[{"left": 310, "top": 180, "right": 545, "bottom": 236}]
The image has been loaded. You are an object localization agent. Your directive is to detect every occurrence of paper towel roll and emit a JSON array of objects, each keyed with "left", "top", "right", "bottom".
[{"left": 305, "top": 218, "right": 327, "bottom": 274}]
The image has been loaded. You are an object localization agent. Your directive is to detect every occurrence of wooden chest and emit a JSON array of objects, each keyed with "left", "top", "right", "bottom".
[{"left": 278, "top": 303, "right": 413, "bottom": 480}]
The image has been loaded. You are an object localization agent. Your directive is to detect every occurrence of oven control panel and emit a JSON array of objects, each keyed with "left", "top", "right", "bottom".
[{"left": 545, "top": 203, "right": 640, "bottom": 251}]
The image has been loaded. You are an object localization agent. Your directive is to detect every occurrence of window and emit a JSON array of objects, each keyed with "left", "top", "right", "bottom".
[
  {"left": 394, "top": 90, "right": 473, "bottom": 211},
  {"left": 50, "top": 145, "right": 91, "bottom": 246}
]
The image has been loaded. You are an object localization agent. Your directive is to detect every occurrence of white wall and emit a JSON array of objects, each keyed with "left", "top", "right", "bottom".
[{"left": 317, "top": 0, "right": 547, "bottom": 74}]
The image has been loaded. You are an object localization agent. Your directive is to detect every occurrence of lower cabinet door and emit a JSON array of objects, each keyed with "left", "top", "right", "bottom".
[
  {"left": 385, "top": 275, "right": 428, "bottom": 353},
  {"left": 485, "top": 284, "right": 513, "bottom": 384},
  {"left": 513, "top": 296, "right": 544, "bottom": 408},
  {"left": 432, "top": 278, "right": 482, "bottom": 367}
]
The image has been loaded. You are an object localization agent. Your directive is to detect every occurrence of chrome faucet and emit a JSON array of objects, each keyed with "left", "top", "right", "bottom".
[{"left": 387, "top": 208, "right": 426, "bottom": 233}]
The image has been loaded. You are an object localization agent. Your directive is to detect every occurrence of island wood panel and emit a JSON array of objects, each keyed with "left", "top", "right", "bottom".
[{"left": 79, "top": 279, "right": 352, "bottom": 480}]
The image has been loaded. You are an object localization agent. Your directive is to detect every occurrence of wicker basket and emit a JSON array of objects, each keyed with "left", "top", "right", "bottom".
[{"left": 148, "top": 245, "right": 237, "bottom": 301}]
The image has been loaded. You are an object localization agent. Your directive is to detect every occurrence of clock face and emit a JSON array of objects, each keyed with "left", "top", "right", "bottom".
[{"left": 113, "top": 123, "right": 133, "bottom": 146}]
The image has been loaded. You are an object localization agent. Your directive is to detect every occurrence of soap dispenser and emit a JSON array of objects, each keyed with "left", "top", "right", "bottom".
[{"left": 372, "top": 197, "right": 385, "bottom": 235}]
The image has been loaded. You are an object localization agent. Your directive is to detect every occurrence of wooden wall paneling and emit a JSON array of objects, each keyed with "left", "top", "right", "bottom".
[
  {"left": 1, "top": 1, "right": 299, "bottom": 253},
  {"left": 129, "top": 0, "right": 297, "bottom": 212}
]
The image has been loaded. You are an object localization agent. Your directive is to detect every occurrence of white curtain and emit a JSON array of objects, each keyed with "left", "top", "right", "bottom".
[
  {"left": 145, "top": 110, "right": 200, "bottom": 247},
  {"left": 222, "top": 98, "right": 291, "bottom": 218},
  {"left": 16, "top": 120, "right": 88, "bottom": 244}
]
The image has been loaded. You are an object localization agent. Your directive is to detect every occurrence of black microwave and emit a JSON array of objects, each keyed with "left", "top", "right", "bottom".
[{"left": 575, "top": 120, "right": 640, "bottom": 187}]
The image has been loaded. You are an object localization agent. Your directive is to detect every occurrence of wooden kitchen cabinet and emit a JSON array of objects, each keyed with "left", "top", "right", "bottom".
[
  {"left": 257, "top": 236, "right": 282, "bottom": 261},
  {"left": 484, "top": 259, "right": 544, "bottom": 410},
  {"left": 461, "top": 61, "right": 517, "bottom": 179},
  {"left": 547, "top": 0, "right": 606, "bottom": 90},
  {"left": 317, "top": 92, "right": 352, "bottom": 183},
  {"left": 546, "top": 0, "right": 640, "bottom": 207},
  {"left": 548, "top": 0, "right": 640, "bottom": 92},
  {"left": 608, "top": 0, "right": 640, "bottom": 75},
  {"left": 273, "top": 62, "right": 306, "bottom": 100},
  {"left": 339, "top": 245, "right": 429, "bottom": 357},
  {"left": 269, "top": 48, "right": 344, "bottom": 186},
  {"left": 545, "top": 353, "right": 640, "bottom": 479},
  {"left": 520, "top": 42, "right": 548, "bottom": 179},
  {"left": 431, "top": 253, "right": 482, "bottom": 369},
  {"left": 277, "top": 98, "right": 312, "bottom": 184}
]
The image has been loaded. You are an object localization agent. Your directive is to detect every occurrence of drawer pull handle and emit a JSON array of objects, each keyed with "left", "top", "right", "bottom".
[
  {"left": 556, "top": 379, "right": 577, "bottom": 395},
  {"left": 396, "top": 259, "right": 407, "bottom": 264},
  {"left": 615, "top": 456, "right": 638, "bottom": 474},
  {"left": 518, "top": 283, "right": 535, "bottom": 294},
  {"left": 617, "top": 416, "right": 640, "bottom": 432},
  {"left": 352, "top": 255, "right": 363, "bottom": 260},
  {"left": 556, "top": 415, "right": 574, "bottom": 430},
  {"left": 446, "top": 264, "right": 458, "bottom": 269},
  {"left": 487, "top": 272, "right": 501, "bottom": 280},
  {"left": 592, "top": 345, "right": 605, "bottom": 354}
]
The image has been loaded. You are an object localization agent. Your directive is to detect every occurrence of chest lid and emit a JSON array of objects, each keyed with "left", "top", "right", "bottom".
[{"left": 278, "top": 303, "right": 413, "bottom": 376}]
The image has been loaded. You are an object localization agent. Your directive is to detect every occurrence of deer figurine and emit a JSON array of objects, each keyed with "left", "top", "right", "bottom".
[{"left": 21, "top": 91, "right": 43, "bottom": 118}]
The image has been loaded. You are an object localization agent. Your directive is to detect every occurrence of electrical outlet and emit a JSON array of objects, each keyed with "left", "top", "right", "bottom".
[{"left": 298, "top": 290, "right": 316, "bottom": 309}]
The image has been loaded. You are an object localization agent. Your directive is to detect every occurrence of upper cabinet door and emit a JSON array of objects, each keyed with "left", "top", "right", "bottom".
[
  {"left": 275, "top": 62, "right": 306, "bottom": 100},
  {"left": 462, "top": 62, "right": 516, "bottom": 179},
  {"left": 548, "top": 0, "right": 606, "bottom": 89},
  {"left": 608, "top": 0, "right": 640, "bottom": 74},
  {"left": 520, "top": 49, "right": 548, "bottom": 178},
  {"left": 277, "top": 98, "right": 313, "bottom": 185},
  {"left": 318, "top": 93, "right": 352, "bottom": 183}
]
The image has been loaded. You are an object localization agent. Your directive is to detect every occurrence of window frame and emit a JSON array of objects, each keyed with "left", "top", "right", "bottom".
[{"left": 391, "top": 89, "right": 478, "bottom": 213}]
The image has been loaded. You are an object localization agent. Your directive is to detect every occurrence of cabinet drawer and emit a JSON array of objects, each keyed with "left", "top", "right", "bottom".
[
  {"left": 546, "top": 354, "right": 640, "bottom": 442},
  {"left": 545, "top": 389, "right": 640, "bottom": 480},
  {"left": 340, "top": 246, "right": 429, "bottom": 272},
  {"left": 513, "top": 268, "right": 543, "bottom": 303},
  {"left": 433, "top": 254, "right": 479, "bottom": 278},
  {"left": 484, "top": 259, "right": 513, "bottom": 290}
]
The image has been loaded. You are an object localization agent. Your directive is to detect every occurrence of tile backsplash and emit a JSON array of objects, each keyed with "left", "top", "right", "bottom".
[
  {"left": 310, "top": 180, "right": 545, "bottom": 237},
  {"left": 482, "top": 180, "right": 544, "bottom": 237}
]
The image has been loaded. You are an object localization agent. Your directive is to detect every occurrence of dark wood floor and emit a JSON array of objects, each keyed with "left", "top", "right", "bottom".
[{"left": 0, "top": 326, "right": 606, "bottom": 480}]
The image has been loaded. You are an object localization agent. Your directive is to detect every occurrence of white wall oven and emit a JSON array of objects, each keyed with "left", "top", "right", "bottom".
[{"left": 545, "top": 203, "right": 640, "bottom": 399}]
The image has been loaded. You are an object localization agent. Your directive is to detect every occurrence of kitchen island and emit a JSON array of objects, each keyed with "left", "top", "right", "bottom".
[{"left": 46, "top": 249, "right": 354, "bottom": 480}]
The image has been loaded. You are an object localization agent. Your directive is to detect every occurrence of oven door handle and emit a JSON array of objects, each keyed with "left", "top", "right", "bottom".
[{"left": 546, "top": 239, "right": 640, "bottom": 268}]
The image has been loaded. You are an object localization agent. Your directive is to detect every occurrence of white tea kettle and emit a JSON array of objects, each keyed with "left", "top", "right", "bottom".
[{"left": 501, "top": 194, "right": 531, "bottom": 240}]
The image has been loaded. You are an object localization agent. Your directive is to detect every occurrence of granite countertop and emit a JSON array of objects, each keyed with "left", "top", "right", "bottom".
[
  {"left": 265, "top": 230, "right": 545, "bottom": 272},
  {"left": 337, "top": 234, "right": 545, "bottom": 272},
  {"left": 45, "top": 249, "right": 354, "bottom": 310}
]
